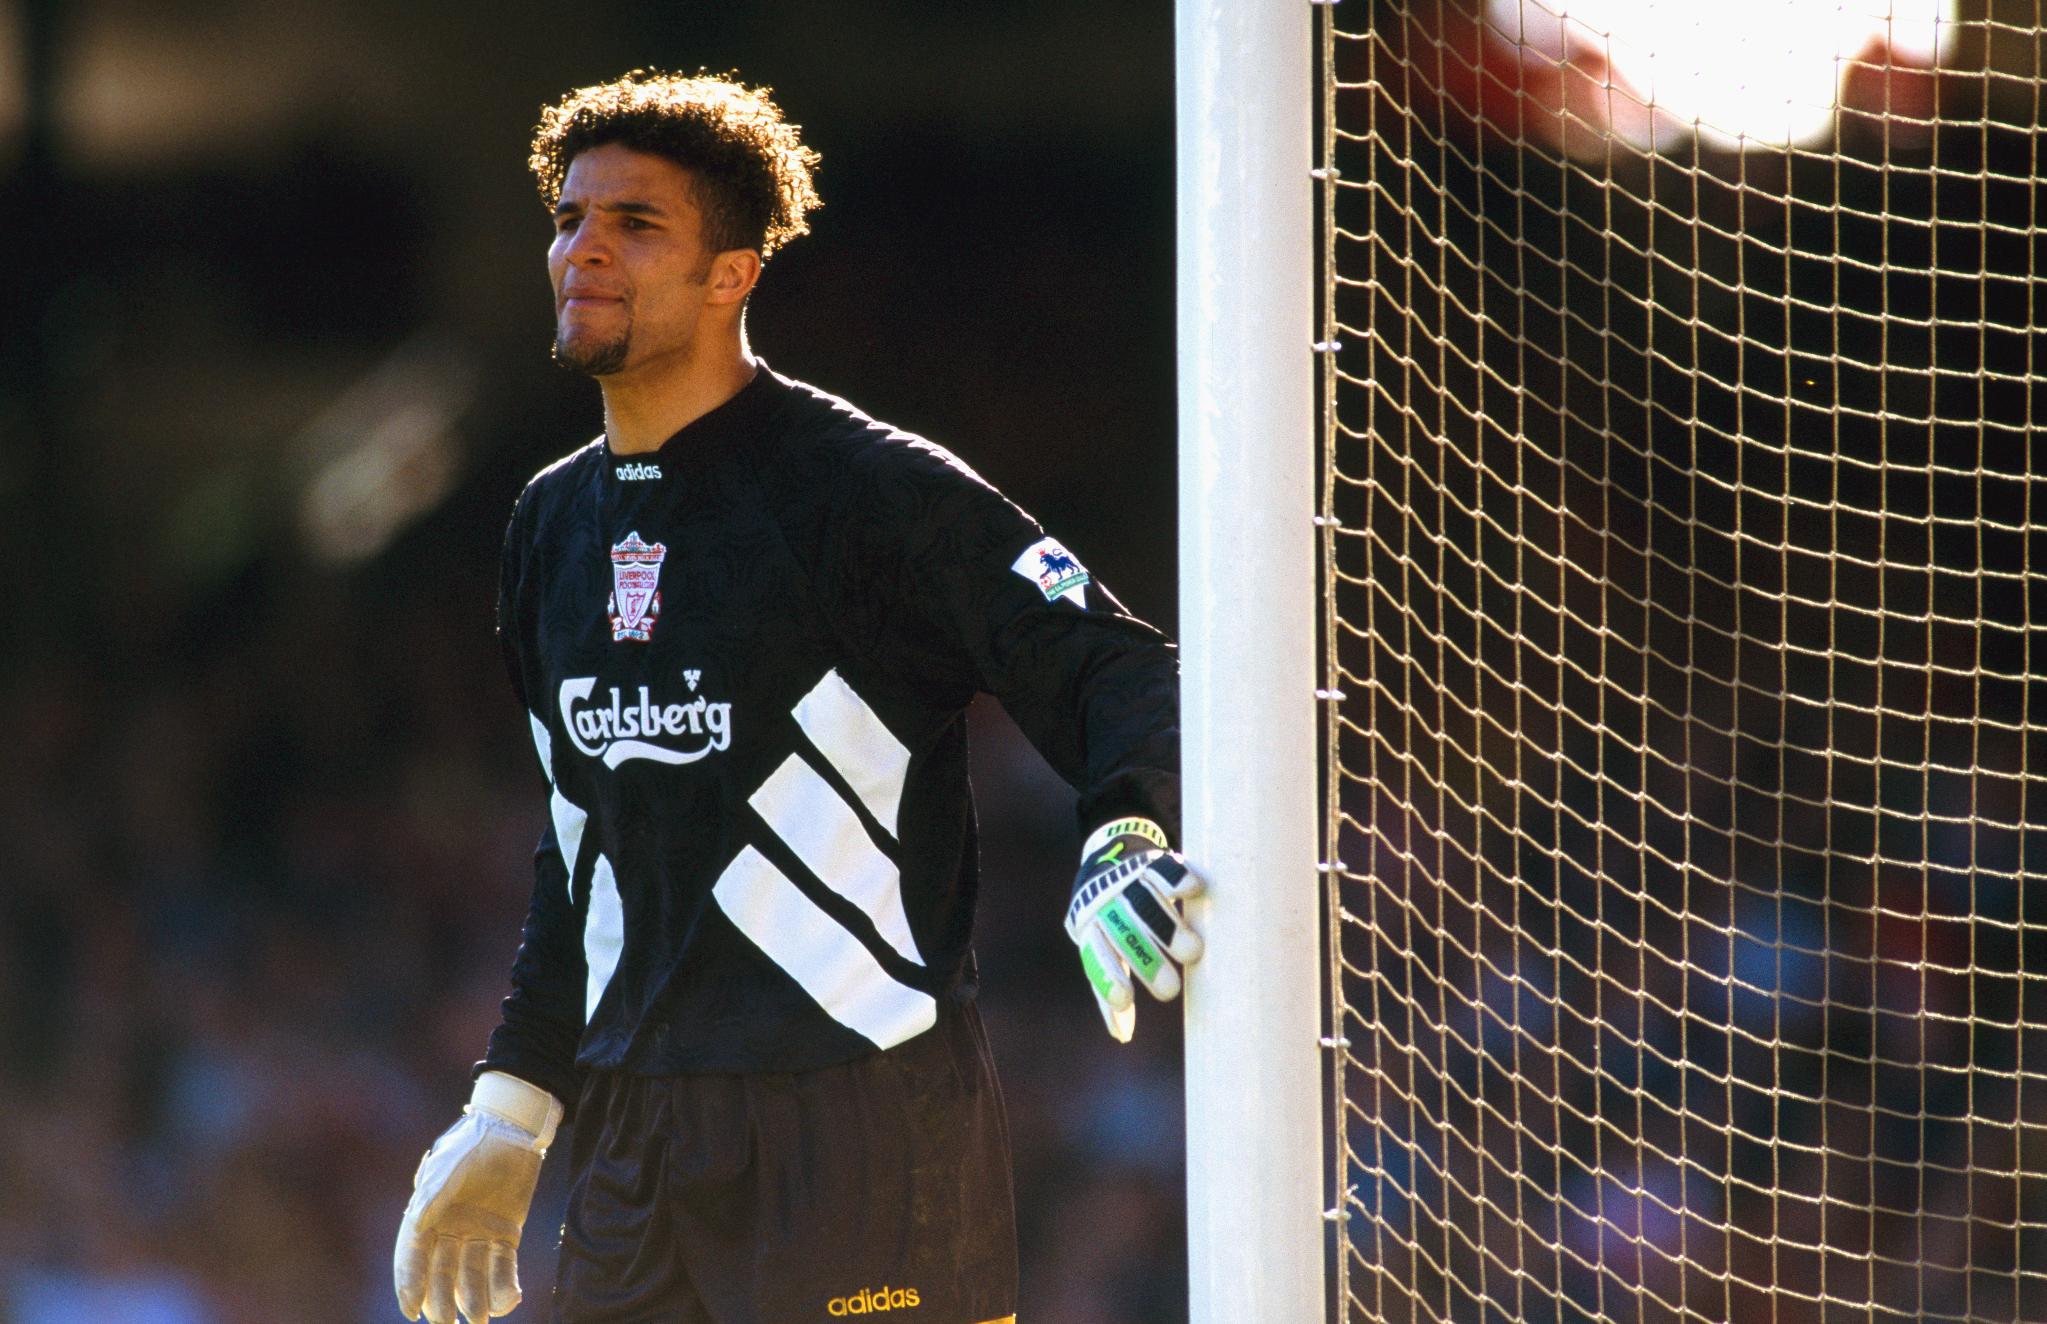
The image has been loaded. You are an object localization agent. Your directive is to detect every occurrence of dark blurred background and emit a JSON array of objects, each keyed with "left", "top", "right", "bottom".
[{"left": 0, "top": 4, "right": 1190, "bottom": 1322}]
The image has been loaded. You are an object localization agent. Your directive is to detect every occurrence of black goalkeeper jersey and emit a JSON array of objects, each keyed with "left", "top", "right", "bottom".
[{"left": 480, "top": 364, "right": 1179, "bottom": 1104}]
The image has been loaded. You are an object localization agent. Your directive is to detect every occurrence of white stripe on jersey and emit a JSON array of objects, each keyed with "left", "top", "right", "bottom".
[
  {"left": 532, "top": 709, "right": 609, "bottom": 1013},
  {"left": 792, "top": 670, "right": 910, "bottom": 838},
  {"left": 750, "top": 754, "right": 924, "bottom": 966},
  {"left": 528, "top": 712, "right": 553, "bottom": 777},
  {"left": 584, "top": 855, "right": 624, "bottom": 1021},
  {"left": 550, "top": 790, "right": 587, "bottom": 879},
  {"left": 529, "top": 712, "right": 588, "bottom": 878},
  {"left": 712, "top": 845, "right": 937, "bottom": 1050}
]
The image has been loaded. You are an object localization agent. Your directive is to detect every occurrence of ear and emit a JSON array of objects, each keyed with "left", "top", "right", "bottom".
[{"left": 705, "top": 248, "right": 762, "bottom": 307}]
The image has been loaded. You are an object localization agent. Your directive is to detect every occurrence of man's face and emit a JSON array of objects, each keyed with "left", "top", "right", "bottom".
[{"left": 548, "top": 143, "right": 719, "bottom": 378}]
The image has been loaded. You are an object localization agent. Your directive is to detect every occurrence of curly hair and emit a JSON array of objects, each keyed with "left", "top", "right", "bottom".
[{"left": 529, "top": 71, "right": 821, "bottom": 258}]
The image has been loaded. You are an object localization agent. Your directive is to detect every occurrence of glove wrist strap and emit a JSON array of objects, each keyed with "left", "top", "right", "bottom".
[
  {"left": 1081, "top": 816, "right": 1170, "bottom": 860},
  {"left": 469, "top": 1070, "right": 564, "bottom": 1152}
]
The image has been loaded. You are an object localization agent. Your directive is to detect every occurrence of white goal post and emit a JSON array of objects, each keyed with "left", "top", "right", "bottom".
[{"left": 1176, "top": 2, "right": 1325, "bottom": 1323}]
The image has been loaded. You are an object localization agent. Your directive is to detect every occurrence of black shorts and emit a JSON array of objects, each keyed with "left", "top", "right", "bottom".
[{"left": 551, "top": 999, "right": 1018, "bottom": 1324}]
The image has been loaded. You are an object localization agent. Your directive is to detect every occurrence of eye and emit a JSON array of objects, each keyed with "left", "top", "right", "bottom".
[
  {"left": 624, "top": 217, "right": 655, "bottom": 231},
  {"left": 554, "top": 214, "right": 580, "bottom": 234}
]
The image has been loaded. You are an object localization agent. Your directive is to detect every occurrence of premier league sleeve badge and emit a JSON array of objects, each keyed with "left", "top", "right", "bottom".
[
  {"left": 608, "top": 532, "right": 667, "bottom": 642},
  {"left": 1011, "top": 536, "right": 1090, "bottom": 608}
]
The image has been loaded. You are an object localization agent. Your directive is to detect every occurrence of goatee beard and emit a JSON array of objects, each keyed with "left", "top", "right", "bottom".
[{"left": 553, "top": 329, "right": 630, "bottom": 377}]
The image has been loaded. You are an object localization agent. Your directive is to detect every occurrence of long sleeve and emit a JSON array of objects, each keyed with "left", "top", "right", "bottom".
[
  {"left": 479, "top": 823, "right": 587, "bottom": 1111},
  {"left": 844, "top": 439, "right": 1181, "bottom": 843},
  {"left": 476, "top": 490, "right": 589, "bottom": 1113}
]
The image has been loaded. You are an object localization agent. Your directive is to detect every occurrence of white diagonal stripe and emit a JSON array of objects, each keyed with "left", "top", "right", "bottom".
[
  {"left": 550, "top": 789, "right": 587, "bottom": 878},
  {"left": 584, "top": 855, "right": 623, "bottom": 1021},
  {"left": 792, "top": 670, "right": 910, "bottom": 838},
  {"left": 712, "top": 845, "right": 936, "bottom": 1050},
  {"left": 534, "top": 709, "right": 615, "bottom": 1020},
  {"left": 529, "top": 712, "right": 586, "bottom": 879},
  {"left": 750, "top": 754, "right": 924, "bottom": 966},
  {"left": 528, "top": 712, "right": 553, "bottom": 778},
  {"left": 532, "top": 708, "right": 589, "bottom": 884}
]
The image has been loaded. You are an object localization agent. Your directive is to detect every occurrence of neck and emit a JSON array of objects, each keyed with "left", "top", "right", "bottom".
[{"left": 599, "top": 330, "right": 757, "bottom": 455}]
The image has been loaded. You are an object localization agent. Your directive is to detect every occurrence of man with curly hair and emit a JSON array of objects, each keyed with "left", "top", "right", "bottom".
[{"left": 391, "top": 72, "right": 1200, "bottom": 1324}]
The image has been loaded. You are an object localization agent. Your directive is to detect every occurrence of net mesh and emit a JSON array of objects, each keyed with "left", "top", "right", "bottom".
[{"left": 1318, "top": 3, "right": 2045, "bottom": 1321}]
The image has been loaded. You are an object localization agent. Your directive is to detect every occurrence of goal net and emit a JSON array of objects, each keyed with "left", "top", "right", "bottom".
[{"left": 1320, "top": 3, "right": 2043, "bottom": 1321}]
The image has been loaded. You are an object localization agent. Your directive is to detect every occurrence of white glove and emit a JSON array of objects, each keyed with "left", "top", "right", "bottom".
[
  {"left": 394, "top": 1070, "right": 564, "bottom": 1324},
  {"left": 1064, "top": 817, "right": 1205, "bottom": 1042}
]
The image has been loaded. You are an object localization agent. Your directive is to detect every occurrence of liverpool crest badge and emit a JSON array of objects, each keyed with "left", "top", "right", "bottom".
[{"left": 608, "top": 531, "right": 666, "bottom": 643}]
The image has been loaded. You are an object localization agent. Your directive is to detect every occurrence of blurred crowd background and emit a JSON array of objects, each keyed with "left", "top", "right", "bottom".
[
  {"left": 0, "top": 3, "right": 1189, "bottom": 1322},
  {"left": 1327, "top": 4, "right": 2046, "bottom": 1321}
]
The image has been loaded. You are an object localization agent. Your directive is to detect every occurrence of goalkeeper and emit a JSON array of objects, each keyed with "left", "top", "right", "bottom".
[{"left": 392, "top": 72, "right": 1200, "bottom": 1324}]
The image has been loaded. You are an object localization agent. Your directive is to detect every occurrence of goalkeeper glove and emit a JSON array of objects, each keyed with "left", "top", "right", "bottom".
[
  {"left": 394, "top": 1070, "right": 563, "bottom": 1324},
  {"left": 1065, "top": 817, "right": 1204, "bottom": 1042}
]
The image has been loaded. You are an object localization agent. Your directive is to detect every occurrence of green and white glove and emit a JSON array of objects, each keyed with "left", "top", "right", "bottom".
[
  {"left": 1065, "top": 816, "right": 1205, "bottom": 1042},
  {"left": 394, "top": 1070, "right": 564, "bottom": 1324}
]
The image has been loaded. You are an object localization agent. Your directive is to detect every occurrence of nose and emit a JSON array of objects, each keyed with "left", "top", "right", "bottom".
[{"left": 559, "top": 223, "right": 610, "bottom": 267}]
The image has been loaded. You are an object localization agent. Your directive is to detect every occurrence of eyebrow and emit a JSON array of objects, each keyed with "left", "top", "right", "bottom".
[{"left": 553, "top": 199, "right": 670, "bottom": 218}]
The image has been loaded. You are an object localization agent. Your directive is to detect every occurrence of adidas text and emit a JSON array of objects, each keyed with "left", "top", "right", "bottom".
[
  {"left": 614, "top": 462, "right": 662, "bottom": 480},
  {"left": 827, "top": 1285, "right": 921, "bottom": 1315}
]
